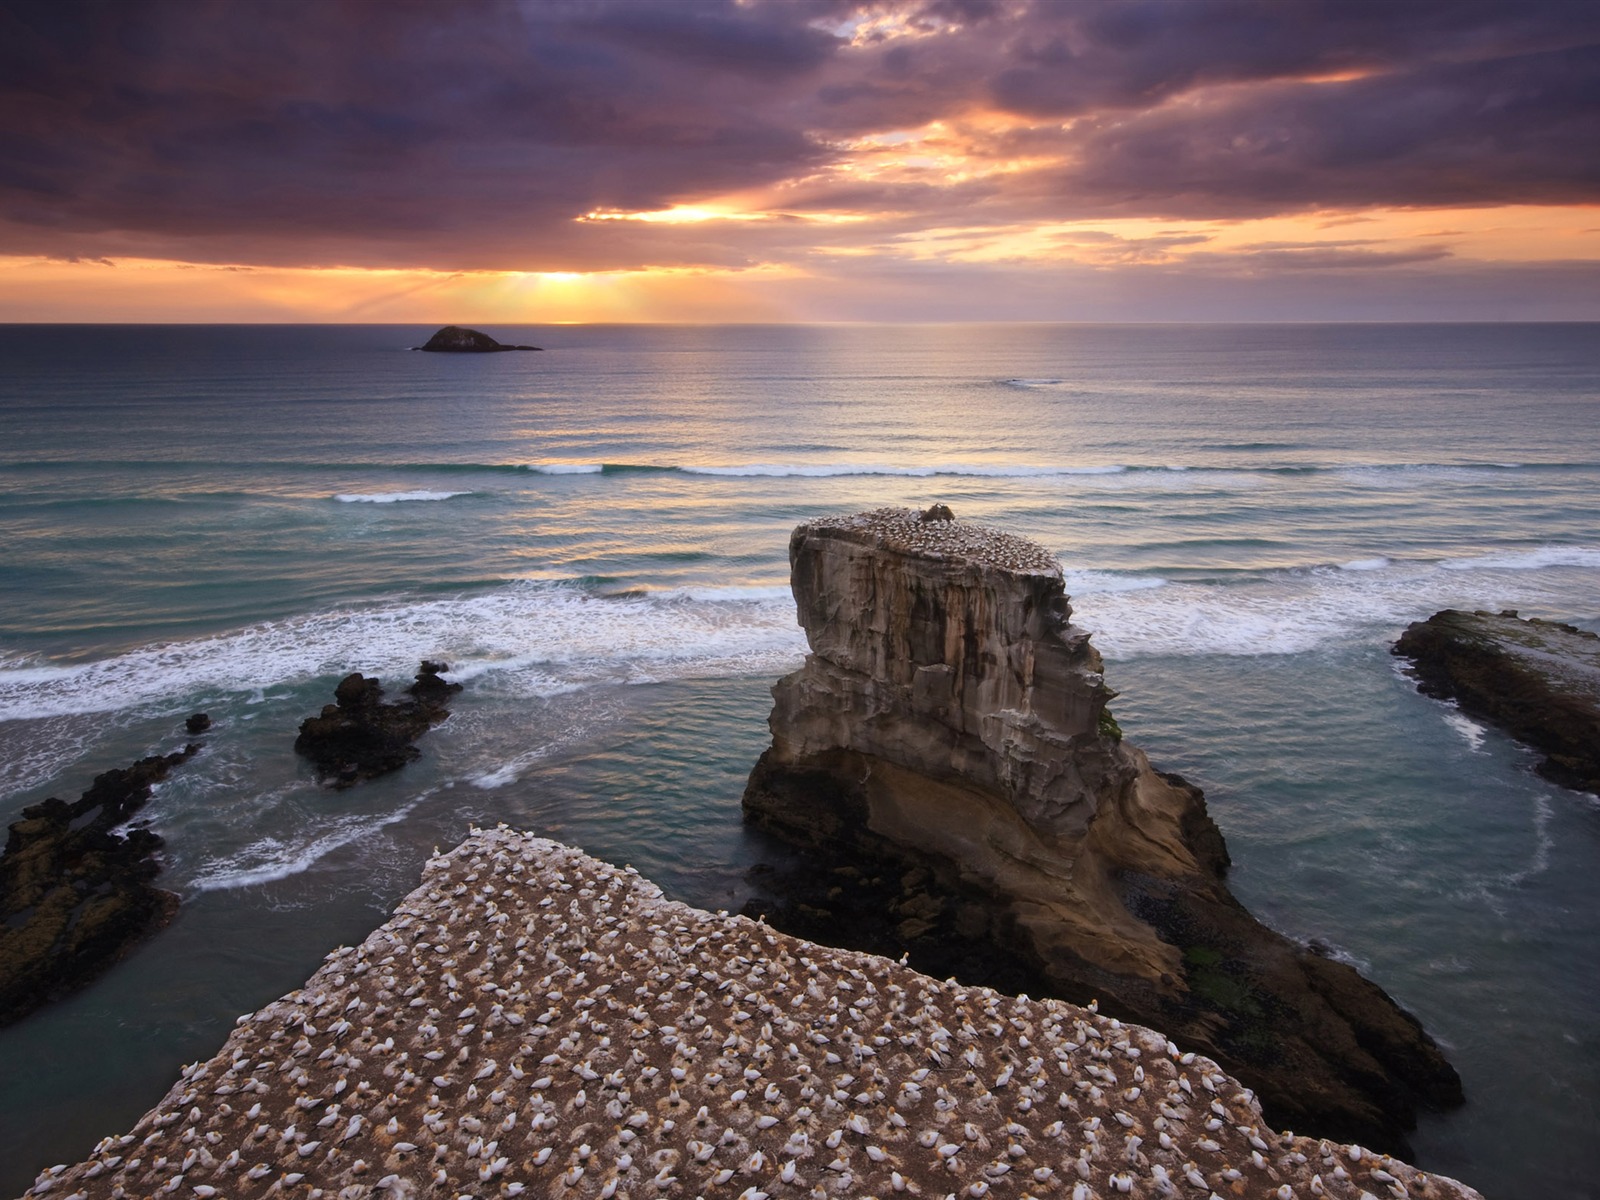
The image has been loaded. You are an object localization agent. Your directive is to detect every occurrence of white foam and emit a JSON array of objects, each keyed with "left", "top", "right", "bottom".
[
  {"left": 1499, "top": 792, "right": 1555, "bottom": 889},
  {"left": 0, "top": 712, "right": 118, "bottom": 797},
  {"left": 1000, "top": 378, "right": 1067, "bottom": 388},
  {"left": 335, "top": 490, "right": 470, "bottom": 503},
  {"left": 1441, "top": 710, "right": 1488, "bottom": 752},
  {"left": 469, "top": 709, "right": 611, "bottom": 789},
  {"left": 1339, "top": 557, "right": 1391, "bottom": 571},
  {"left": 1439, "top": 546, "right": 1600, "bottom": 571},
  {"left": 1078, "top": 556, "right": 1597, "bottom": 659},
  {"left": 0, "top": 584, "right": 808, "bottom": 721},
  {"left": 524, "top": 463, "right": 604, "bottom": 474},
  {"left": 188, "top": 796, "right": 425, "bottom": 891},
  {"left": 1060, "top": 570, "right": 1168, "bottom": 595},
  {"left": 679, "top": 462, "right": 1127, "bottom": 478},
  {"left": 684, "top": 463, "right": 931, "bottom": 478},
  {"left": 660, "top": 584, "right": 794, "bottom": 603},
  {"left": 1084, "top": 585, "right": 1354, "bottom": 658}
]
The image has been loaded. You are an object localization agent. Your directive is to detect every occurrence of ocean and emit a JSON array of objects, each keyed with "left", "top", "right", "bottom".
[{"left": 0, "top": 323, "right": 1597, "bottom": 1199}]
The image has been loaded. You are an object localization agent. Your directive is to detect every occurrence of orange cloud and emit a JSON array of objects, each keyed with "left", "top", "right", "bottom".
[{"left": 0, "top": 257, "right": 807, "bottom": 323}]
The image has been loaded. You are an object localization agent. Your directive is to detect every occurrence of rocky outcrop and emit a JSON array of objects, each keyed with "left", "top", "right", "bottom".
[
  {"left": 1395, "top": 608, "right": 1600, "bottom": 795},
  {"left": 294, "top": 661, "right": 460, "bottom": 787},
  {"left": 412, "top": 325, "right": 541, "bottom": 352},
  {"left": 0, "top": 745, "right": 198, "bottom": 1027},
  {"left": 743, "top": 508, "right": 1462, "bottom": 1154}
]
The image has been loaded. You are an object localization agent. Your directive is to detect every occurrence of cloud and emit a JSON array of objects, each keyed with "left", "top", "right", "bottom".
[{"left": 0, "top": 0, "right": 1594, "bottom": 289}]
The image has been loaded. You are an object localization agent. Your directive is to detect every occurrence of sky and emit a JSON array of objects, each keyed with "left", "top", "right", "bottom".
[{"left": 2, "top": 0, "right": 1598, "bottom": 323}]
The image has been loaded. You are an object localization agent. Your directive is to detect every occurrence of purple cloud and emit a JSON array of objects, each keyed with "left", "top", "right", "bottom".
[{"left": 0, "top": 0, "right": 1594, "bottom": 271}]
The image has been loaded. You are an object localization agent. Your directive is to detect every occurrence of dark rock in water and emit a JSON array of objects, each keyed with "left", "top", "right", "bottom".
[
  {"left": 0, "top": 746, "right": 198, "bottom": 1027},
  {"left": 184, "top": 712, "right": 212, "bottom": 734},
  {"left": 1394, "top": 608, "right": 1600, "bottom": 794},
  {"left": 919, "top": 502, "right": 955, "bottom": 522},
  {"left": 742, "top": 508, "right": 1462, "bottom": 1155},
  {"left": 294, "top": 661, "right": 461, "bottom": 788},
  {"left": 412, "top": 325, "right": 541, "bottom": 353}
]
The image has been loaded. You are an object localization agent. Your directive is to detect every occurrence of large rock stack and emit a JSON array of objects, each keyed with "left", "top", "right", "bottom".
[{"left": 744, "top": 507, "right": 1462, "bottom": 1153}]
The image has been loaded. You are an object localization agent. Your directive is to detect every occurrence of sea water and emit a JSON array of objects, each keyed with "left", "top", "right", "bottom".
[{"left": 0, "top": 323, "right": 1597, "bottom": 1198}]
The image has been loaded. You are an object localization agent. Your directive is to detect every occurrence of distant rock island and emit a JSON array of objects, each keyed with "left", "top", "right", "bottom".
[
  {"left": 412, "top": 325, "right": 541, "bottom": 352},
  {"left": 743, "top": 506, "right": 1462, "bottom": 1153},
  {"left": 1395, "top": 608, "right": 1600, "bottom": 794}
]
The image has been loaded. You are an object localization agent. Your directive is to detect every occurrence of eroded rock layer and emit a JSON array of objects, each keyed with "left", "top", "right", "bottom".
[
  {"left": 1394, "top": 608, "right": 1600, "bottom": 795},
  {"left": 744, "top": 509, "right": 1461, "bottom": 1154},
  {"left": 24, "top": 829, "right": 1481, "bottom": 1200}
]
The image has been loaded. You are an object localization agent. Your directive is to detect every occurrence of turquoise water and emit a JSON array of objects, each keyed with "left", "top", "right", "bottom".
[{"left": 1, "top": 323, "right": 1598, "bottom": 1198}]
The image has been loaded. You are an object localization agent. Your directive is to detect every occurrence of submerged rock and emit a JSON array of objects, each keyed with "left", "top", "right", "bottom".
[
  {"left": 1395, "top": 608, "right": 1600, "bottom": 795},
  {"left": 0, "top": 746, "right": 198, "bottom": 1027},
  {"left": 294, "top": 660, "right": 461, "bottom": 787},
  {"left": 412, "top": 324, "right": 541, "bottom": 352},
  {"left": 743, "top": 507, "right": 1462, "bottom": 1153}
]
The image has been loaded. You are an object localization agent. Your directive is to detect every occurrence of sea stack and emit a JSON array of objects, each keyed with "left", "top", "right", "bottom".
[
  {"left": 1395, "top": 608, "right": 1600, "bottom": 795},
  {"left": 743, "top": 507, "right": 1462, "bottom": 1152},
  {"left": 413, "top": 325, "right": 541, "bottom": 352}
]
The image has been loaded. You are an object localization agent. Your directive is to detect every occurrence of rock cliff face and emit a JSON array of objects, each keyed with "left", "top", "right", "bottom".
[
  {"left": 744, "top": 507, "right": 1462, "bottom": 1154},
  {"left": 1395, "top": 608, "right": 1600, "bottom": 795}
]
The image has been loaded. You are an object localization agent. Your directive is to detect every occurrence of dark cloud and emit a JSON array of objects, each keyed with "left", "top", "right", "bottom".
[
  {"left": 1045, "top": 42, "right": 1600, "bottom": 218},
  {"left": 0, "top": 0, "right": 839, "bottom": 267},
  {"left": 0, "top": 0, "right": 1595, "bottom": 272},
  {"left": 988, "top": 0, "right": 1600, "bottom": 118}
]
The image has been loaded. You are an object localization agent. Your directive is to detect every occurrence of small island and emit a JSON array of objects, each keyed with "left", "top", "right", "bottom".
[{"left": 412, "top": 325, "right": 541, "bottom": 352}]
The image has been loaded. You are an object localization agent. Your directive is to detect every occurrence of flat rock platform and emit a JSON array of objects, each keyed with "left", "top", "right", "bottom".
[{"left": 23, "top": 828, "right": 1480, "bottom": 1200}]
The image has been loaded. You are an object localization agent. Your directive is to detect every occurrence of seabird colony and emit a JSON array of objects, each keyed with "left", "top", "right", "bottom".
[
  {"left": 25, "top": 828, "right": 1480, "bottom": 1200},
  {"left": 804, "top": 509, "right": 1063, "bottom": 577}
]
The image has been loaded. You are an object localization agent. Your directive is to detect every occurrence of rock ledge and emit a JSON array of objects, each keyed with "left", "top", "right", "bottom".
[{"left": 1394, "top": 608, "right": 1600, "bottom": 794}]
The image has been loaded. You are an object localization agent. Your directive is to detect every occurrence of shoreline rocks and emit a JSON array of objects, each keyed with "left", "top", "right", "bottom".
[
  {"left": 743, "top": 507, "right": 1463, "bottom": 1154},
  {"left": 412, "top": 325, "right": 541, "bottom": 352},
  {"left": 294, "top": 661, "right": 461, "bottom": 788},
  {"left": 22, "top": 827, "right": 1484, "bottom": 1200},
  {"left": 0, "top": 745, "right": 198, "bottom": 1028},
  {"left": 1394, "top": 608, "right": 1600, "bottom": 795}
]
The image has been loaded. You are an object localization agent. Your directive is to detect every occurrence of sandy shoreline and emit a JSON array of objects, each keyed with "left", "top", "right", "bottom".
[{"left": 23, "top": 827, "right": 1481, "bottom": 1200}]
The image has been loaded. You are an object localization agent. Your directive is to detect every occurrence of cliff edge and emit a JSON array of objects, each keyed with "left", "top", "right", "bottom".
[{"left": 743, "top": 507, "right": 1462, "bottom": 1154}]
